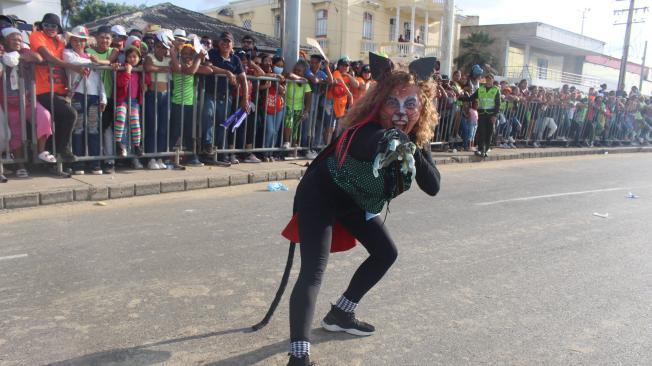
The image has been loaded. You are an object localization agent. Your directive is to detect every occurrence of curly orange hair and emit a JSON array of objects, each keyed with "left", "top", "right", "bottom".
[{"left": 333, "top": 71, "right": 439, "bottom": 166}]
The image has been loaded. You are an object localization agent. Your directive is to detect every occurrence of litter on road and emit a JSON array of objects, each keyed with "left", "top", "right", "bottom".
[
  {"left": 593, "top": 212, "right": 609, "bottom": 218},
  {"left": 627, "top": 192, "right": 639, "bottom": 199},
  {"left": 267, "top": 182, "right": 289, "bottom": 192}
]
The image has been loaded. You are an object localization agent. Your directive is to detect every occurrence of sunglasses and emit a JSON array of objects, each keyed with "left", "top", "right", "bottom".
[{"left": 42, "top": 23, "right": 59, "bottom": 30}]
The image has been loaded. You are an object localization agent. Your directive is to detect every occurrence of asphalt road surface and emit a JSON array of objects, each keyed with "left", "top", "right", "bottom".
[{"left": 1, "top": 154, "right": 651, "bottom": 366}]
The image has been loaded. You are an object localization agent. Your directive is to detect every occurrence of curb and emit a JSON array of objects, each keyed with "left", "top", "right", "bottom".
[{"left": 1, "top": 147, "right": 651, "bottom": 210}]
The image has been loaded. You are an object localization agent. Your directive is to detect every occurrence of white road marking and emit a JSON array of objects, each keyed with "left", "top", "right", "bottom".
[
  {"left": 0, "top": 254, "right": 28, "bottom": 261},
  {"left": 476, "top": 187, "right": 639, "bottom": 206}
]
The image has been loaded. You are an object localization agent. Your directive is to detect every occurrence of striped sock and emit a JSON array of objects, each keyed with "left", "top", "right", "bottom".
[
  {"left": 290, "top": 340, "right": 310, "bottom": 358},
  {"left": 335, "top": 295, "right": 358, "bottom": 313}
]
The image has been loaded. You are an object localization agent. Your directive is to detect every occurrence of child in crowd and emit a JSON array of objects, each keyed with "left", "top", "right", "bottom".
[
  {"left": 113, "top": 46, "right": 144, "bottom": 164},
  {"left": 0, "top": 27, "right": 54, "bottom": 178},
  {"left": 87, "top": 25, "right": 119, "bottom": 173},
  {"left": 63, "top": 26, "right": 107, "bottom": 175},
  {"left": 459, "top": 87, "right": 478, "bottom": 151},
  {"left": 260, "top": 54, "right": 286, "bottom": 162},
  {"left": 282, "top": 59, "right": 312, "bottom": 149},
  {"left": 169, "top": 43, "right": 211, "bottom": 167},
  {"left": 143, "top": 32, "right": 172, "bottom": 170}
]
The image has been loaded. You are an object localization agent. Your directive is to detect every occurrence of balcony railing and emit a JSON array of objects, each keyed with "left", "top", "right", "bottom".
[
  {"left": 379, "top": 41, "right": 440, "bottom": 59},
  {"left": 503, "top": 65, "right": 605, "bottom": 88},
  {"left": 360, "top": 40, "right": 378, "bottom": 54}
]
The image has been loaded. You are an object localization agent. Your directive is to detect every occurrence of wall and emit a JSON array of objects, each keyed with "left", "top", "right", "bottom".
[
  {"left": 1, "top": 0, "right": 61, "bottom": 24},
  {"left": 582, "top": 62, "right": 652, "bottom": 93},
  {"left": 207, "top": 0, "right": 450, "bottom": 62}
]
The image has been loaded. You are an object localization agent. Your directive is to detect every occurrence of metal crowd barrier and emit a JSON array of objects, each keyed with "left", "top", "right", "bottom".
[
  {"left": 1, "top": 63, "right": 337, "bottom": 179},
  {"left": 2, "top": 62, "right": 650, "bottom": 181}
]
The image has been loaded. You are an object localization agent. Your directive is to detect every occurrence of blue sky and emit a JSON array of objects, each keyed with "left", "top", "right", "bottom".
[{"left": 108, "top": 0, "right": 645, "bottom": 63}]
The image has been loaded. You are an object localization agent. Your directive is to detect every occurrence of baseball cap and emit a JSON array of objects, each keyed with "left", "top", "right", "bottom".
[
  {"left": 111, "top": 25, "right": 127, "bottom": 37},
  {"left": 67, "top": 25, "right": 90, "bottom": 39},
  {"left": 337, "top": 58, "right": 350, "bottom": 66},
  {"left": 125, "top": 35, "right": 141, "bottom": 50},
  {"left": 173, "top": 28, "right": 188, "bottom": 41},
  {"left": 95, "top": 25, "right": 113, "bottom": 35},
  {"left": 219, "top": 31, "right": 234, "bottom": 42}
]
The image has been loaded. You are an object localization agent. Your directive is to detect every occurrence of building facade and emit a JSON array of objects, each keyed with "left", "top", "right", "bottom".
[
  {"left": 1, "top": 0, "right": 61, "bottom": 24},
  {"left": 204, "top": 0, "right": 460, "bottom": 67}
]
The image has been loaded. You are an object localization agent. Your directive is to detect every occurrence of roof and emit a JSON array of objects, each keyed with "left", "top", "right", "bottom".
[
  {"left": 461, "top": 22, "right": 605, "bottom": 56},
  {"left": 83, "top": 2, "right": 280, "bottom": 51},
  {"left": 585, "top": 54, "right": 649, "bottom": 75}
]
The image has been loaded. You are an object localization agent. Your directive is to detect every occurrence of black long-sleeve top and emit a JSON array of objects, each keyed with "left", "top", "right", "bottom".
[{"left": 306, "top": 122, "right": 441, "bottom": 200}]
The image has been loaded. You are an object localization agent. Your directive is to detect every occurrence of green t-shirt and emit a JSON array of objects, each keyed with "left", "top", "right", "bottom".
[
  {"left": 285, "top": 82, "right": 311, "bottom": 111},
  {"left": 172, "top": 73, "right": 195, "bottom": 105},
  {"left": 86, "top": 47, "right": 113, "bottom": 98}
]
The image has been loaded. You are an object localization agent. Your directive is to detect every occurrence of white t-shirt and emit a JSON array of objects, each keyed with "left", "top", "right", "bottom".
[{"left": 63, "top": 49, "right": 107, "bottom": 105}]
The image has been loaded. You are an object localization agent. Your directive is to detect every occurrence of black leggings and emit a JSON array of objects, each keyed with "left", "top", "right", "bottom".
[
  {"left": 37, "top": 93, "right": 76, "bottom": 154},
  {"left": 289, "top": 174, "right": 398, "bottom": 342}
]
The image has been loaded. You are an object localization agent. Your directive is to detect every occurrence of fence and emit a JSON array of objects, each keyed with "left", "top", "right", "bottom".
[
  {"left": 433, "top": 97, "right": 651, "bottom": 150},
  {"left": 0, "top": 62, "right": 352, "bottom": 178}
]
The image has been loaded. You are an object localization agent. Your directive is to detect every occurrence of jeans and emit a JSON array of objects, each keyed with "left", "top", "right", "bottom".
[
  {"left": 202, "top": 95, "right": 232, "bottom": 149},
  {"left": 264, "top": 109, "right": 285, "bottom": 149},
  {"left": 460, "top": 116, "right": 478, "bottom": 150},
  {"left": 144, "top": 91, "right": 169, "bottom": 153},
  {"left": 170, "top": 103, "right": 194, "bottom": 151},
  {"left": 71, "top": 93, "right": 101, "bottom": 170},
  {"left": 534, "top": 117, "right": 558, "bottom": 141}
]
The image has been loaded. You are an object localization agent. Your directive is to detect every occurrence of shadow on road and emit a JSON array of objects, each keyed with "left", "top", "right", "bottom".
[
  {"left": 45, "top": 327, "right": 250, "bottom": 366},
  {"left": 45, "top": 325, "right": 358, "bottom": 366},
  {"left": 205, "top": 327, "right": 361, "bottom": 366}
]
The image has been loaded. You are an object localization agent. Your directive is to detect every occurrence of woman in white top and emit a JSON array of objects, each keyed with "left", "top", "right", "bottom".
[
  {"left": 63, "top": 26, "right": 107, "bottom": 175},
  {"left": 142, "top": 32, "right": 172, "bottom": 170}
]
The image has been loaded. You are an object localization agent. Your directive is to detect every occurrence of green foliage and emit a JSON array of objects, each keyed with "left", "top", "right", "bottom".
[
  {"left": 63, "top": 0, "right": 143, "bottom": 27},
  {"left": 454, "top": 31, "right": 496, "bottom": 73}
]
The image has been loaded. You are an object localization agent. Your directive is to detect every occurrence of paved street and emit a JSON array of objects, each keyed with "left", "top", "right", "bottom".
[{"left": 1, "top": 154, "right": 651, "bottom": 366}]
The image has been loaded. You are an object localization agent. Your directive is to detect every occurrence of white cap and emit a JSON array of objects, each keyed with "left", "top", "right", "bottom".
[
  {"left": 67, "top": 25, "right": 90, "bottom": 39},
  {"left": 111, "top": 25, "right": 127, "bottom": 37},
  {"left": 125, "top": 35, "right": 141, "bottom": 50},
  {"left": 172, "top": 28, "right": 187, "bottom": 40},
  {"left": 155, "top": 31, "right": 171, "bottom": 49},
  {"left": 1, "top": 27, "right": 20, "bottom": 38}
]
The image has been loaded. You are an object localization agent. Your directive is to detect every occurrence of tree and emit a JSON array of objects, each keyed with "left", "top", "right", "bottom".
[
  {"left": 65, "top": 0, "right": 143, "bottom": 27},
  {"left": 454, "top": 32, "right": 496, "bottom": 74}
]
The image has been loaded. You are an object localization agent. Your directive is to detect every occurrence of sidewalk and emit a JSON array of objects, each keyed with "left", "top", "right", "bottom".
[{"left": 1, "top": 146, "right": 651, "bottom": 210}]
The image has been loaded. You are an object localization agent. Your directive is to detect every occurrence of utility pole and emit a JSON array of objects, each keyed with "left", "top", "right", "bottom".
[
  {"left": 581, "top": 8, "right": 590, "bottom": 35},
  {"left": 279, "top": 0, "right": 285, "bottom": 54},
  {"left": 640, "top": 40, "right": 647, "bottom": 92},
  {"left": 614, "top": 0, "right": 648, "bottom": 92},
  {"left": 281, "top": 0, "right": 300, "bottom": 71}
]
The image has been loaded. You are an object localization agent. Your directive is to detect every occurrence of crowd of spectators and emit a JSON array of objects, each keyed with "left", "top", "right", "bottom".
[
  {"left": 1, "top": 12, "right": 650, "bottom": 182},
  {"left": 0, "top": 13, "right": 380, "bottom": 179},
  {"left": 437, "top": 67, "right": 652, "bottom": 154}
]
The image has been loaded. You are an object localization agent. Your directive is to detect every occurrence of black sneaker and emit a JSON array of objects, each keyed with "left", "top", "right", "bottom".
[
  {"left": 287, "top": 354, "right": 316, "bottom": 366},
  {"left": 321, "top": 304, "right": 375, "bottom": 336}
]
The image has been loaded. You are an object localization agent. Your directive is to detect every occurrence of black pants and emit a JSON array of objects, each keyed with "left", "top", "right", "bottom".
[
  {"left": 289, "top": 171, "right": 398, "bottom": 342},
  {"left": 37, "top": 93, "right": 76, "bottom": 155},
  {"left": 476, "top": 114, "right": 494, "bottom": 153},
  {"left": 170, "top": 103, "right": 194, "bottom": 151}
]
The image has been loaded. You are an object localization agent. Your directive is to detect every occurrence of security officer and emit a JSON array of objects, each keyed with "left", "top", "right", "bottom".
[{"left": 460, "top": 73, "right": 501, "bottom": 157}]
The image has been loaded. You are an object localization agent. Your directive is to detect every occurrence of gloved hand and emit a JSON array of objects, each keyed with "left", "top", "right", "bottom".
[{"left": 372, "top": 128, "right": 417, "bottom": 180}]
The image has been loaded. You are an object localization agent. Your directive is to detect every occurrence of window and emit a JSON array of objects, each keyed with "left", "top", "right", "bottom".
[
  {"left": 362, "top": 12, "right": 373, "bottom": 40},
  {"left": 242, "top": 19, "right": 252, "bottom": 30},
  {"left": 403, "top": 22, "right": 411, "bottom": 41},
  {"left": 274, "top": 15, "right": 281, "bottom": 38},
  {"left": 537, "top": 58, "right": 549, "bottom": 79},
  {"left": 389, "top": 18, "right": 396, "bottom": 41},
  {"left": 316, "top": 9, "right": 328, "bottom": 37},
  {"left": 418, "top": 25, "right": 425, "bottom": 43}
]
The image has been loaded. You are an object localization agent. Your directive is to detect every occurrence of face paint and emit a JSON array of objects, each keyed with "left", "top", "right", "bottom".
[{"left": 378, "top": 85, "right": 421, "bottom": 133}]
